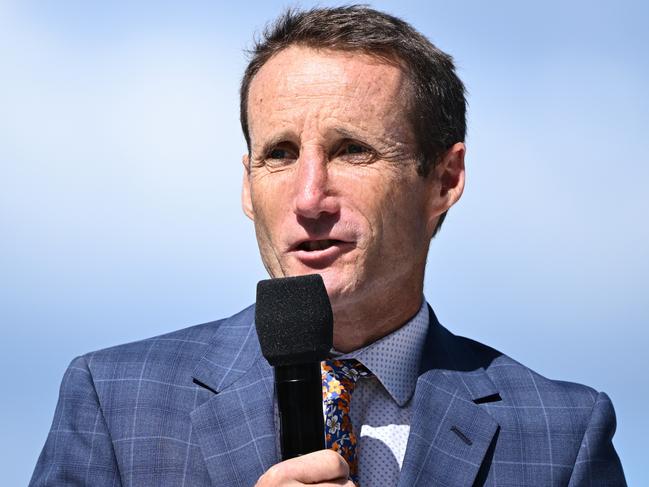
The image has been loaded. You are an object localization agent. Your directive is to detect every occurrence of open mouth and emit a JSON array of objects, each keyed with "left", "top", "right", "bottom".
[{"left": 297, "top": 239, "right": 343, "bottom": 252}]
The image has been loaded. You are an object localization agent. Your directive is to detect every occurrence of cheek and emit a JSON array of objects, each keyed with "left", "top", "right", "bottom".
[
  {"left": 252, "top": 207, "right": 282, "bottom": 249},
  {"left": 250, "top": 178, "right": 290, "bottom": 242},
  {"left": 368, "top": 182, "right": 429, "bottom": 253}
]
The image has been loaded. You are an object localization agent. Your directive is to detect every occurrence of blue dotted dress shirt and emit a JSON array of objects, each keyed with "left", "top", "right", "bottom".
[{"left": 336, "top": 300, "right": 429, "bottom": 487}]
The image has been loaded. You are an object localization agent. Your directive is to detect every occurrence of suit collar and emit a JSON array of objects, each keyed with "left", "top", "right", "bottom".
[
  {"left": 191, "top": 305, "right": 261, "bottom": 393},
  {"left": 191, "top": 304, "right": 499, "bottom": 402},
  {"left": 420, "top": 306, "right": 500, "bottom": 401}
]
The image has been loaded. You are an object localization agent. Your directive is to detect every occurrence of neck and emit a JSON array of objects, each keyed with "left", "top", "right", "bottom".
[{"left": 331, "top": 282, "right": 424, "bottom": 353}]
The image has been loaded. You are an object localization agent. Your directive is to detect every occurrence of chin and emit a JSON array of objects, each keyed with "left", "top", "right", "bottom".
[
  {"left": 317, "top": 269, "right": 362, "bottom": 306},
  {"left": 278, "top": 261, "right": 361, "bottom": 305}
]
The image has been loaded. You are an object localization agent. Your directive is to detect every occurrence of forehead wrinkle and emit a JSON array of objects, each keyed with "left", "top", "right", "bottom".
[
  {"left": 248, "top": 45, "right": 416, "bottom": 154},
  {"left": 258, "top": 49, "right": 408, "bottom": 105}
]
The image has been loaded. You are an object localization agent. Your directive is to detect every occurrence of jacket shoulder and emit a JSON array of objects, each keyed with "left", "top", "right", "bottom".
[
  {"left": 79, "top": 304, "right": 255, "bottom": 384},
  {"left": 459, "top": 335, "right": 600, "bottom": 406},
  {"left": 457, "top": 336, "right": 625, "bottom": 485}
]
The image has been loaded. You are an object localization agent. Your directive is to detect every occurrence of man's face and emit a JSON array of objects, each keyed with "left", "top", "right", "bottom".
[{"left": 242, "top": 46, "right": 455, "bottom": 314}]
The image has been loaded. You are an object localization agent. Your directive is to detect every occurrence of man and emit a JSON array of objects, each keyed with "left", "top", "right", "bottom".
[{"left": 31, "top": 6, "right": 626, "bottom": 486}]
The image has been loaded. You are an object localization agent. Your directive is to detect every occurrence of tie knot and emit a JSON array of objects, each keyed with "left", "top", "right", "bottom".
[{"left": 322, "top": 359, "right": 372, "bottom": 385}]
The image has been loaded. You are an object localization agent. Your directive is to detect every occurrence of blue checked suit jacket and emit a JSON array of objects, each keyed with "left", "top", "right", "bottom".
[{"left": 31, "top": 305, "right": 626, "bottom": 486}]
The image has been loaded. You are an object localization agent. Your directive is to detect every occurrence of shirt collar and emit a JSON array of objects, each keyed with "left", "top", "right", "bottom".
[{"left": 337, "top": 299, "right": 429, "bottom": 407}]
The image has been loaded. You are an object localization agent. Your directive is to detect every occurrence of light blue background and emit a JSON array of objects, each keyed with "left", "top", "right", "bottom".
[{"left": 2, "top": 1, "right": 647, "bottom": 485}]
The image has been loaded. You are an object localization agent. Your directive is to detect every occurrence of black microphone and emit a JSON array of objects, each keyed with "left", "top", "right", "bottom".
[{"left": 255, "top": 274, "right": 333, "bottom": 460}]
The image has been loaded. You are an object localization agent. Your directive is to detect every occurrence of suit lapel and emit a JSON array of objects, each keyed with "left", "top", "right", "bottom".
[
  {"left": 190, "top": 306, "right": 279, "bottom": 487},
  {"left": 398, "top": 308, "right": 501, "bottom": 487}
]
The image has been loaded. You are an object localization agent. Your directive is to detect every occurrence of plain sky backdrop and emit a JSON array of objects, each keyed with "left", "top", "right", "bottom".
[{"left": 2, "top": 1, "right": 647, "bottom": 485}]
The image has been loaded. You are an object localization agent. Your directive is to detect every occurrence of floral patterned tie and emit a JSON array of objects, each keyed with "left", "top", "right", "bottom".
[{"left": 321, "top": 359, "right": 372, "bottom": 485}]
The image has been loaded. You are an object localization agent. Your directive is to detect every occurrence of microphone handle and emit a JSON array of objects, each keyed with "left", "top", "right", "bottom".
[{"left": 275, "top": 362, "right": 325, "bottom": 460}]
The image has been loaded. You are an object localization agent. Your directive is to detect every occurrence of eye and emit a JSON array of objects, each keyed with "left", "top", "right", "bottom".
[
  {"left": 269, "top": 148, "right": 289, "bottom": 159},
  {"left": 344, "top": 143, "right": 366, "bottom": 155},
  {"left": 335, "top": 141, "right": 375, "bottom": 164},
  {"left": 263, "top": 143, "right": 298, "bottom": 169}
]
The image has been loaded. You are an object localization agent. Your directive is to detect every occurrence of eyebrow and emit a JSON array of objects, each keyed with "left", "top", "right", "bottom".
[
  {"left": 333, "top": 127, "right": 369, "bottom": 141},
  {"left": 254, "top": 131, "right": 296, "bottom": 158}
]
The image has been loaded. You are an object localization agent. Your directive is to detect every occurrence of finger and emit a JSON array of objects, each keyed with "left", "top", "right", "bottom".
[
  {"left": 309, "top": 481, "right": 355, "bottom": 487},
  {"left": 291, "top": 450, "right": 349, "bottom": 483},
  {"left": 257, "top": 449, "right": 349, "bottom": 485},
  {"left": 321, "top": 480, "right": 356, "bottom": 487}
]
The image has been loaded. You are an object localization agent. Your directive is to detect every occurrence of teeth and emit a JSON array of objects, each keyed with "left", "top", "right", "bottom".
[{"left": 304, "top": 239, "right": 335, "bottom": 251}]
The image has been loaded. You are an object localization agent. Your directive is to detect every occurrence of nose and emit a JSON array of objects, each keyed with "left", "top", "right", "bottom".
[{"left": 292, "top": 148, "right": 339, "bottom": 219}]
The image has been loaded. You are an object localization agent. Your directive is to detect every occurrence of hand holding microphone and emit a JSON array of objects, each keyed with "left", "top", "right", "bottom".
[{"left": 255, "top": 450, "right": 354, "bottom": 487}]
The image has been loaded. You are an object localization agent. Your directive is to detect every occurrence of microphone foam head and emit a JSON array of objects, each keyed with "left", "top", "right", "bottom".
[{"left": 255, "top": 274, "right": 333, "bottom": 366}]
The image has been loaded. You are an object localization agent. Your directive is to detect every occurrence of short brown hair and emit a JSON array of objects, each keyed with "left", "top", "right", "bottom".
[{"left": 240, "top": 5, "right": 466, "bottom": 234}]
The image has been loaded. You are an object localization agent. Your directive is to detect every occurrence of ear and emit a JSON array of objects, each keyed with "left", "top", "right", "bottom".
[
  {"left": 241, "top": 154, "right": 255, "bottom": 221},
  {"left": 426, "top": 142, "right": 466, "bottom": 232}
]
